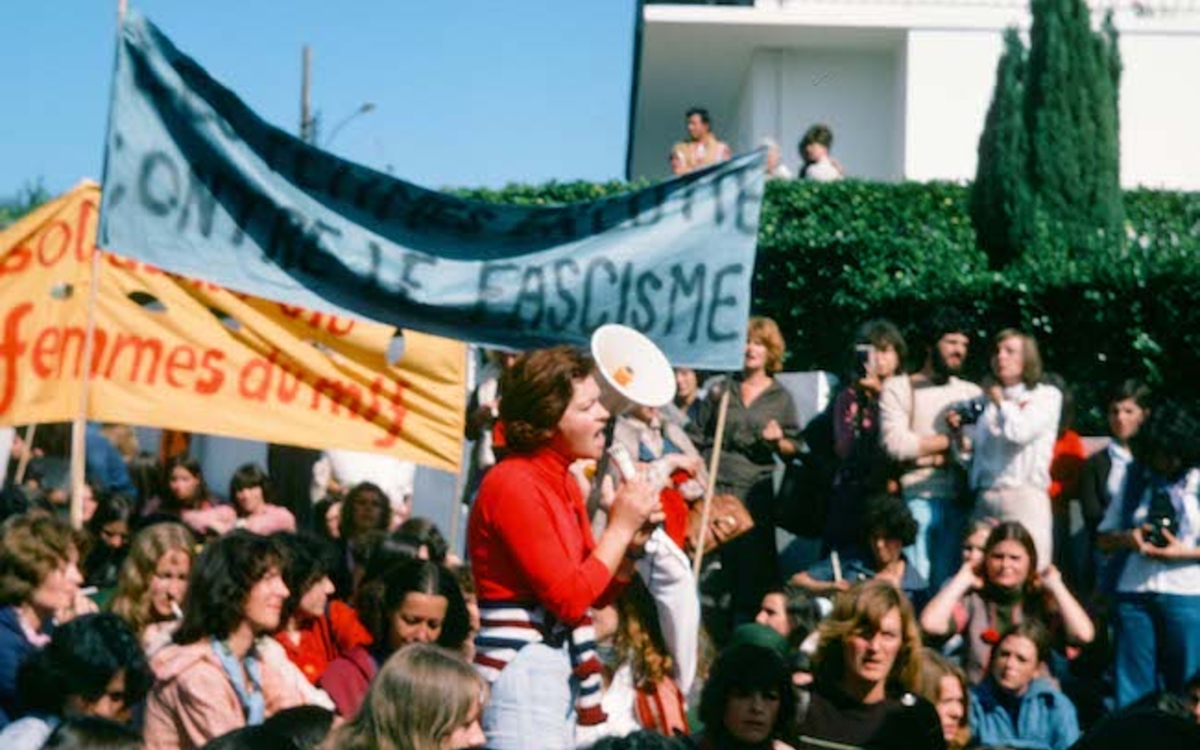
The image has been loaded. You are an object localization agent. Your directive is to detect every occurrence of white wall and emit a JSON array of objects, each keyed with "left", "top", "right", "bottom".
[
  {"left": 1119, "top": 33, "right": 1200, "bottom": 189},
  {"left": 734, "top": 48, "right": 786, "bottom": 157},
  {"left": 903, "top": 29, "right": 1003, "bottom": 183},
  {"left": 903, "top": 26, "right": 1200, "bottom": 189}
]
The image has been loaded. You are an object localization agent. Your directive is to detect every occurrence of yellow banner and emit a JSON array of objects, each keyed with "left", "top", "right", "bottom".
[{"left": 0, "top": 182, "right": 465, "bottom": 472}]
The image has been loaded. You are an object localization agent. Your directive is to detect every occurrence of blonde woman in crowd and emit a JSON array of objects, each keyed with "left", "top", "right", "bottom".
[
  {"left": 110, "top": 522, "right": 195, "bottom": 656},
  {"left": 916, "top": 649, "right": 971, "bottom": 750},
  {"left": 324, "top": 642, "right": 487, "bottom": 750}
]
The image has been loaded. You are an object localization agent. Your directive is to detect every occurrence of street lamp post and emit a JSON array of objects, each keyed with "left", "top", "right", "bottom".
[{"left": 324, "top": 102, "right": 376, "bottom": 148}]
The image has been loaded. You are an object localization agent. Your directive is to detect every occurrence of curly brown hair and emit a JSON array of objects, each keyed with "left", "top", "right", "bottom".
[
  {"left": 499, "top": 346, "right": 594, "bottom": 453},
  {"left": 615, "top": 576, "right": 674, "bottom": 688},
  {"left": 174, "top": 531, "right": 285, "bottom": 643},
  {"left": 0, "top": 512, "right": 78, "bottom": 606}
]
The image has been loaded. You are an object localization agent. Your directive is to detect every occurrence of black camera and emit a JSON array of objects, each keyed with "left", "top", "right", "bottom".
[
  {"left": 951, "top": 397, "right": 988, "bottom": 425},
  {"left": 1145, "top": 487, "right": 1178, "bottom": 548}
]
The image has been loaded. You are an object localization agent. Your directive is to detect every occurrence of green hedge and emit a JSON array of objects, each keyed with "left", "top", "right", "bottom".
[{"left": 460, "top": 178, "right": 1200, "bottom": 432}]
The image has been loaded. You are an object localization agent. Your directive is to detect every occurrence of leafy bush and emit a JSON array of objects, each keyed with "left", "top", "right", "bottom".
[{"left": 463, "top": 177, "right": 1200, "bottom": 431}]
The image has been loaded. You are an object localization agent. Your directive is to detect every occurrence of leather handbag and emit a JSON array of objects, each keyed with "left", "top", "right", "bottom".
[{"left": 685, "top": 492, "right": 754, "bottom": 555}]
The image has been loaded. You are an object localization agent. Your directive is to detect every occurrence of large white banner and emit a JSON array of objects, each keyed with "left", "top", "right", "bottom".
[{"left": 99, "top": 10, "right": 766, "bottom": 369}]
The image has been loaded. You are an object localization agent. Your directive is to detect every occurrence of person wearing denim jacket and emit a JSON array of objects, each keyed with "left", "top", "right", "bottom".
[{"left": 968, "top": 621, "right": 1079, "bottom": 750}]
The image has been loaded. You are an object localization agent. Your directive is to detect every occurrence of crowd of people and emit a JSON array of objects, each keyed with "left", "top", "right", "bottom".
[{"left": 0, "top": 302, "right": 1198, "bottom": 750}]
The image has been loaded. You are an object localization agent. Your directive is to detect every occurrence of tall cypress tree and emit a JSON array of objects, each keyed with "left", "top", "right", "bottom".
[
  {"left": 1025, "top": 0, "right": 1123, "bottom": 252},
  {"left": 971, "top": 28, "right": 1030, "bottom": 269}
]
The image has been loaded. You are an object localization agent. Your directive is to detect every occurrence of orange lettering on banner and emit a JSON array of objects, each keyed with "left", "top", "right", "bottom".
[
  {"left": 0, "top": 184, "right": 461, "bottom": 471},
  {"left": 0, "top": 305, "right": 407, "bottom": 435},
  {"left": 0, "top": 304, "right": 35, "bottom": 416},
  {"left": 238, "top": 356, "right": 272, "bottom": 401},
  {"left": 0, "top": 199, "right": 97, "bottom": 280}
]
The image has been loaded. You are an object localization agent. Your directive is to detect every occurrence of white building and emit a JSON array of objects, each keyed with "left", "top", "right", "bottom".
[{"left": 629, "top": 0, "right": 1200, "bottom": 189}]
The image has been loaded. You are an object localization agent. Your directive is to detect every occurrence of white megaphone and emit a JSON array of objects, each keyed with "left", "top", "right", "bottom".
[{"left": 590, "top": 324, "right": 677, "bottom": 417}]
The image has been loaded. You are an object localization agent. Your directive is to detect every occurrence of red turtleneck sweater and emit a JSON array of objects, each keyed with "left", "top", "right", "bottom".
[{"left": 468, "top": 447, "right": 623, "bottom": 625}]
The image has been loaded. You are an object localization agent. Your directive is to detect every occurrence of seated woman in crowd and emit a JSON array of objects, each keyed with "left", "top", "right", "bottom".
[
  {"left": 920, "top": 520, "right": 1094, "bottom": 684},
  {"left": 0, "top": 613, "right": 151, "bottom": 749},
  {"left": 796, "top": 580, "right": 944, "bottom": 750},
  {"left": 228, "top": 464, "right": 296, "bottom": 535},
  {"left": 82, "top": 492, "right": 134, "bottom": 593},
  {"left": 143, "top": 455, "right": 228, "bottom": 537},
  {"left": 331, "top": 482, "right": 392, "bottom": 597},
  {"left": 468, "top": 346, "right": 660, "bottom": 750},
  {"left": 391, "top": 516, "right": 451, "bottom": 565},
  {"left": 969, "top": 621, "right": 1080, "bottom": 750},
  {"left": 578, "top": 529, "right": 700, "bottom": 746},
  {"left": 695, "top": 642, "right": 797, "bottom": 750},
  {"left": 144, "top": 531, "right": 305, "bottom": 749},
  {"left": 1096, "top": 399, "right": 1200, "bottom": 708},
  {"left": 325, "top": 643, "right": 487, "bottom": 750},
  {"left": 323, "top": 557, "right": 469, "bottom": 717},
  {"left": 754, "top": 584, "right": 820, "bottom": 658},
  {"left": 0, "top": 512, "right": 92, "bottom": 729},
  {"left": 272, "top": 533, "right": 372, "bottom": 713},
  {"left": 916, "top": 649, "right": 971, "bottom": 750},
  {"left": 110, "top": 522, "right": 194, "bottom": 656},
  {"left": 953, "top": 329, "right": 1061, "bottom": 572},
  {"left": 792, "top": 493, "right": 929, "bottom": 610}
]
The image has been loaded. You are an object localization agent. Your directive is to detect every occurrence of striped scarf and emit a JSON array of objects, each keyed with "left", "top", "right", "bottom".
[{"left": 474, "top": 601, "right": 607, "bottom": 726}]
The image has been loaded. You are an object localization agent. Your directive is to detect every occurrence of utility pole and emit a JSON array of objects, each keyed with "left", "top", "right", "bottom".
[{"left": 300, "top": 45, "right": 314, "bottom": 143}]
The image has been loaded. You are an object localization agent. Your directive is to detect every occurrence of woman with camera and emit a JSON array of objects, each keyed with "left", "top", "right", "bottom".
[
  {"left": 950, "top": 329, "right": 1061, "bottom": 571},
  {"left": 824, "top": 320, "right": 906, "bottom": 556},
  {"left": 1096, "top": 400, "right": 1200, "bottom": 708}
]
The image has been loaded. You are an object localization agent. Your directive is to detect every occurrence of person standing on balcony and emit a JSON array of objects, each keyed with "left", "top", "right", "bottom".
[
  {"left": 798, "top": 124, "right": 844, "bottom": 182},
  {"left": 670, "top": 107, "right": 732, "bottom": 176}
]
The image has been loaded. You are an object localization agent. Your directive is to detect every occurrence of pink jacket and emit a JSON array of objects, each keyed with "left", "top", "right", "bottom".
[
  {"left": 239, "top": 504, "right": 297, "bottom": 535},
  {"left": 179, "top": 504, "right": 296, "bottom": 537},
  {"left": 143, "top": 640, "right": 305, "bottom": 750}
]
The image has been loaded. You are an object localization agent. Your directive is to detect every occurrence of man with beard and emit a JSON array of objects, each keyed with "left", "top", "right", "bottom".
[{"left": 879, "top": 309, "right": 982, "bottom": 589}]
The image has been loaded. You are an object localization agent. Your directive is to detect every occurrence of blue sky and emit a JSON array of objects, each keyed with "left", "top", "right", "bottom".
[{"left": 0, "top": 0, "right": 639, "bottom": 201}]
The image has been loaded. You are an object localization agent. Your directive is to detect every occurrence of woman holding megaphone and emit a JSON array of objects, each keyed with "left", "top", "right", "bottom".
[{"left": 467, "top": 345, "right": 663, "bottom": 750}]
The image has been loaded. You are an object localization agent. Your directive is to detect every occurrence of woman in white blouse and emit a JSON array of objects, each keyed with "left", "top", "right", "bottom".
[
  {"left": 1096, "top": 401, "right": 1200, "bottom": 708},
  {"left": 951, "top": 330, "right": 1061, "bottom": 570}
]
